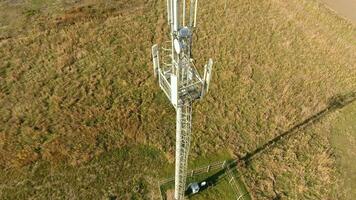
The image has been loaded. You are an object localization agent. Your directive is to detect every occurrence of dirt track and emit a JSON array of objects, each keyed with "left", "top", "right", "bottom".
[{"left": 322, "top": 0, "right": 356, "bottom": 23}]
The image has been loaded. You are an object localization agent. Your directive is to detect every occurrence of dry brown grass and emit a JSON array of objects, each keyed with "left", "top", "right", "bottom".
[{"left": 0, "top": 0, "right": 355, "bottom": 199}]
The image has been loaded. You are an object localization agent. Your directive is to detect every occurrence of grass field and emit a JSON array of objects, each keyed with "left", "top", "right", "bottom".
[
  {"left": 329, "top": 100, "right": 356, "bottom": 199},
  {"left": 0, "top": 0, "right": 355, "bottom": 199}
]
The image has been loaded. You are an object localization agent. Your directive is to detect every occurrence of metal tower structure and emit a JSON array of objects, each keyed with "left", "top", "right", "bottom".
[{"left": 152, "top": 0, "right": 213, "bottom": 199}]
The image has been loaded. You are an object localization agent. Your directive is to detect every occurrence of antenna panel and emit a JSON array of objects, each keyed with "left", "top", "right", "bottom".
[
  {"left": 167, "top": 0, "right": 171, "bottom": 24},
  {"left": 189, "top": 0, "right": 198, "bottom": 27},
  {"left": 152, "top": 44, "right": 160, "bottom": 78},
  {"left": 194, "top": 0, "right": 198, "bottom": 27},
  {"left": 174, "top": 39, "right": 181, "bottom": 54},
  {"left": 182, "top": 0, "right": 186, "bottom": 26},
  {"left": 171, "top": 74, "right": 178, "bottom": 107},
  {"left": 205, "top": 58, "right": 213, "bottom": 92},
  {"left": 173, "top": 0, "right": 179, "bottom": 31},
  {"left": 202, "top": 58, "right": 213, "bottom": 96}
]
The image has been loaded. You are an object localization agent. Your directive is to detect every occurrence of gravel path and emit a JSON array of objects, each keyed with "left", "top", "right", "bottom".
[{"left": 322, "top": 0, "right": 356, "bottom": 24}]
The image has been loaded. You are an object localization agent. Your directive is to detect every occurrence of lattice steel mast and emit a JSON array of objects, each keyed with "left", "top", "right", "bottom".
[{"left": 152, "top": 0, "right": 213, "bottom": 199}]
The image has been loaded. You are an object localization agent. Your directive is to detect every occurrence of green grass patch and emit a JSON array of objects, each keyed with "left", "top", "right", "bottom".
[{"left": 330, "top": 101, "right": 356, "bottom": 199}]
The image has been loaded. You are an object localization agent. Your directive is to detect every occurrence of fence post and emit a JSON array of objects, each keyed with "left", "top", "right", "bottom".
[
  {"left": 191, "top": 170, "right": 194, "bottom": 177},
  {"left": 229, "top": 177, "right": 234, "bottom": 183},
  {"left": 207, "top": 165, "right": 210, "bottom": 172},
  {"left": 237, "top": 193, "right": 244, "bottom": 200},
  {"left": 222, "top": 160, "right": 227, "bottom": 168}
]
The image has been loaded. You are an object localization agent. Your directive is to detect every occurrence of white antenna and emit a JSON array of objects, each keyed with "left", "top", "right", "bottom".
[
  {"left": 151, "top": 44, "right": 160, "bottom": 78},
  {"left": 152, "top": 0, "right": 213, "bottom": 199},
  {"left": 202, "top": 58, "right": 213, "bottom": 97},
  {"left": 166, "top": 0, "right": 171, "bottom": 24},
  {"left": 182, "top": 0, "right": 186, "bottom": 26},
  {"left": 194, "top": 0, "right": 198, "bottom": 27}
]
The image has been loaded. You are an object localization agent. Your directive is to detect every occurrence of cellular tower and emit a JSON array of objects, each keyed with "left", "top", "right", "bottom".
[{"left": 151, "top": 0, "right": 213, "bottom": 199}]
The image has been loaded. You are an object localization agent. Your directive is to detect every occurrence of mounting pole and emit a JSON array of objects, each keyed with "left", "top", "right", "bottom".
[
  {"left": 174, "top": 105, "right": 183, "bottom": 199},
  {"left": 152, "top": 0, "right": 213, "bottom": 199},
  {"left": 173, "top": 0, "right": 179, "bottom": 31}
]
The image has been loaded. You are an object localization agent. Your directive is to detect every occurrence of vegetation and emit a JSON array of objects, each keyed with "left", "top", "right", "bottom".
[
  {"left": 0, "top": 0, "right": 355, "bottom": 199},
  {"left": 329, "top": 99, "right": 356, "bottom": 199}
]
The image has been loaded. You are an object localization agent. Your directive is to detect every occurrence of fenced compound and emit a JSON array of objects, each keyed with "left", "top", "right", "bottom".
[
  {"left": 159, "top": 160, "right": 226, "bottom": 186},
  {"left": 225, "top": 161, "right": 250, "bottom": 200},
  {"left": 158, "top": 160, "right": 251, "bottom": 200}
]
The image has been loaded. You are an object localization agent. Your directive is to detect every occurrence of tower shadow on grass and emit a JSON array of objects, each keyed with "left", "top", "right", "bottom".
[
  {"left": 185, "top": 160, "right": 246, "bottom": 198},
  {"left": 185, "top": 168, "right": 228, "bottom": 196},
  {"left": 183, "top": 92, "right": 356, "bottom": 199},
  {"left": 240, "top": 91, "right": 356, "bottom": 165}
]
